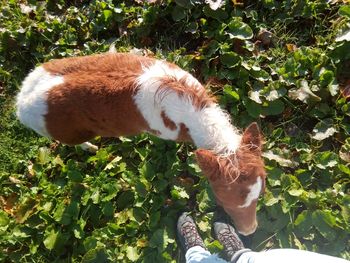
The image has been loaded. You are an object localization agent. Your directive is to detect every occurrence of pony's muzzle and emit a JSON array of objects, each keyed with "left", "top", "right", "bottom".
[{"left": 236, "top": 220, "right": 258, "bottom": 236}]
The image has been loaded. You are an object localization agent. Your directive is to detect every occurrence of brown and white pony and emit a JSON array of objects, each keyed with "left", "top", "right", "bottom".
[{"left": 16, "top": 52, "right": 266, "bottom": 235}]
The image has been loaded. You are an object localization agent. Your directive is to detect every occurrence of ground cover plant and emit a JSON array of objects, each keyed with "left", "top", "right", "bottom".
[{"left": 0, "top": 0, "right": 350, "bottom": 262}]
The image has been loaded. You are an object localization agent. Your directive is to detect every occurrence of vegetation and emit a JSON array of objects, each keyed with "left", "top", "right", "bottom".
[{"left": 0, "top": 0, "right": 349, "bottom": 262}]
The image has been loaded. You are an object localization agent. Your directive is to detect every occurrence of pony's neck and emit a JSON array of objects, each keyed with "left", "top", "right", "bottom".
[{"left": 184, "top": 105, "right": 242, "bottom": 155}]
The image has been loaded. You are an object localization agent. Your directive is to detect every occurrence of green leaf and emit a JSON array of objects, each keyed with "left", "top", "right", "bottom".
[
  {"left": 338, "top": 164, "right": 350, "bottom": 175},
  {"left": 38, "top": 147, "right": 51, "bottom": 164},
  {"left": 223, "top": 85, "right": 240, "bottom": 101},
  {"left": 220, "top": 52, "right": 242, "bottom": 68},
  {"left": 149, "top": 228, "right": 174, "bottom": 252},
  {"left": 288, "top": 189, "right": 303, "bottom": 197},
  {"left": 104, "top": 156, "right": 122, "bottom": 170},
  {"left": 102, "top": 202, "right": 114, "bottom": 217},
  {"left": 197, "top": 186, "right": 216, "bottom": 212},
  {"left": 203, "top": 6, "right": 228, "bottom": 21},
  {"left": 126, "top": 246, "right": 140, "bottom": 261},
  {"left": 263, "top": 149, "right": 298, "bottom": 168},
  {"left": 149, "top": 211, "right": 160, "bottom": 229},
  {"left": 172, "top": 6, "right": 187, "bottom": 21},
  {"left": 288, "top": 80, "right": 321, "bottom": 104},
  {"left": 227, "top": 18, "right": 253, "bottom": 40},
  {"left": 175, "top": 0, "right": 194, "bottom": 9},
  {"left": 171, "top": 185, "right": 189, "bottom": 199},
  {"left": 295, "top": 210, "right": 313, "bottom": 234},
  {"left": 339, "top": 5, "right": 350, "bottom": 18},
  {"left": 244, "top": 99, "right": 262, "bottom": 118},
  {"left": 197, "top": 219, "right": 210, "bottom": 232},
  {"left": 261, "top": 100, "right": 285, "bottom": 116},
  {"left": 81, "top": 248, "right": 109, "bottom": 263},
  {"left": 102, "top": 10, "right": 113, "bottom": 22},
  {"left": 0, "top": 210, "right": 9, "bottom": 227},
  {"left": 312, "top": 210, "right": 338, "bottom": 240},
  {"left": 312, "top": 119, "right": 337, "bottom": 141},
  {"left": 314, "top": 151, "right": 338, "bottom": 169},
  {"left": 43, "top": 227, "right": 60, "bottom": 250},
  {"left": 67, "top": 170, "right": 83, "bottom": 182},
  {"left": 263, "top": 191, "right": 279, "bottom": 206},
  {"left": 116, "top": 190, "right": 135, "bottom": 210}
]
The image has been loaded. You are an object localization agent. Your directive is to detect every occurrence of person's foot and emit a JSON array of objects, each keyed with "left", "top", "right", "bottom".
[
  {"left": 213, "top": 222, "right": 246, "bottom": 261},
  {"left": 177, "top": 212, "right": 205, "bottom": 252}
]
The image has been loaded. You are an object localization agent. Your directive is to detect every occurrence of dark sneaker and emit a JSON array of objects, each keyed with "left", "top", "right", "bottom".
[
  {"left": 177, "top": 212, "right": 205, "bottom": 252},
  {"left": 213, "top": 222, "right": 246, "bottom": 261}
]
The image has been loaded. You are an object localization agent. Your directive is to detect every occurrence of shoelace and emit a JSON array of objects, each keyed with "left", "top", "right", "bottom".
[
  {"left": 181, "top": 221, "right": 203, "bottom": 249},
  {"left": 217, "top": 227, "right": 243, "bottom": 254}
]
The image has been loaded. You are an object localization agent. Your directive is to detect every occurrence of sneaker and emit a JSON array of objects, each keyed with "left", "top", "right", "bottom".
[
  {"left": 213, "top": 222, "right": 246, "bottom": 261},
  {"left": 177, "top": 212, "right": 205, "bottom": 252}
]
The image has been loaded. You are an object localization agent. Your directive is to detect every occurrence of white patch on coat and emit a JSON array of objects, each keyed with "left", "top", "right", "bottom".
[
  {"left": 133, "top": 61, "right": 241, "bottom": 155},
  {"left": 16, "top": 66, "right": 64, "bottom": 137},
  {"left": 239, "top": 177, "right": 262, "bottom": 208}
]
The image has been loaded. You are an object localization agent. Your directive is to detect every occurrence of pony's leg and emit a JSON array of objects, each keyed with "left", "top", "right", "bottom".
[{"left": 79, "top": 142, "right": 98, "bottom": 153}]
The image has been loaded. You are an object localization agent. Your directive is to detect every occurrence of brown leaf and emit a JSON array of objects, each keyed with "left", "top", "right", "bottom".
[
  {"left": 256, "top": 29, "right": 274, "bottom": 46},
  {"left": 206, "top": 76, "right": 228, "bottom": 88},
  {"left": 177, "top": 176, "right": 195, "bottom": 187},
  {"left": 13, "top": 197, "right": 37, "bottom": 223},
  {"left": 341, "top": 82, "right": 350, "bottom": 99},
  {"left": 286, "top": 43, "right": 298, "bottom": 52},
  {"left": 9, "top": 176, "right": 23, "bottom": 184},
  {"left": 231, "top": 0, "right": 244, "bottom": 6},
  {"left": 0, "top": 193, "right": 18, "bottom": 216}
]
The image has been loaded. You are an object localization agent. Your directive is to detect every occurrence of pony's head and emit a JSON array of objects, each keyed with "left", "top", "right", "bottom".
[{"left": 195, "top": 123, "right": 266, "bottom": 236}]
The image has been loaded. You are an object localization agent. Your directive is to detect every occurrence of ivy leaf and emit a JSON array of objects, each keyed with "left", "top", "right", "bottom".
[
  {"left": 312, "top": 119, "right": 337, "bottom": 141},
  {"left": 226, "top": 18, "right": 253, "bottom": 40},
  {"left": 314, "top": 151, "right": 338, "bottom": 169},
  {"left": 104, "top": 156, "right": 122, "bottom": 170},
  {"left": 38, "top": 147, "right": 51, "bottom": 165},
  {"left": 149, "top": 228, "right": 174, "bottom": 251},
  {"left": 102, "top": 10, "right": 113, "bottom": 22},
  {"left": 244, "top": 99, "right": 262, "bottom": 118},
  {"left": 263, "top": 149, "right": 298, "bottom": 168},
  {"left": 0, "top": 210, "right": 9, "bottom": 227},
  {"left": 171, "top": 185, "right": 189, "bottom": 199},
  {"left": 288, "top": 189, "right": 304, "bottom": 197},
  {"left": 288, "top": 80, "right": 321, "bottom": 104},
  {"left": 172, "top": 5, "right": 187, "bottom": 21},
  {"left": 43, "top": 227, "right": 59, "bottom": 250},
  {"left": 175, "top": 0, "right": 194, "bottom": 9},
  {"left": 312, "top": 210, "right": 338, "bottom": 241},
  {"left": 116, "top": 190, "right": 135, "bottom": 210},
  {"left": 220, "top": 52, "right": 242, "bottom": 68},
  {"left": 203, "top": 6, "right": 228, "bottom": 21},
  {"left": 338, "top": 5, "right": 350, "bottom": 18},
  {"left": 81, "top": 248, "right": 109, "bottom": 263},
  {"left": 223, "top": 85, "right": 240, "bottom": 101},
  {"left": 197, "top": 186, "right": 216, "bottom": 212},
  {"left": 248, "top": 90, "right": 262, "bottom": 104},
  {"left": 261, "top": 100, "right": 285, "bottom": 116},
  {"left": 126, "top": 246, "right": 140, "bottom": 261}
]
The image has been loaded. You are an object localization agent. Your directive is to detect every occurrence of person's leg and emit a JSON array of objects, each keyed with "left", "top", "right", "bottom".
[
  {"left": 236, "top": 248, "right": 350, "bottom": 263},
  {"left": 185, "top": 246, "right": 229, "bottom": 263},
  {"left": 177, "top": 212, "right": 228, "bottom": 263},
  {"left": 213, "top": 221, "right": 349, "bottom": 263}
]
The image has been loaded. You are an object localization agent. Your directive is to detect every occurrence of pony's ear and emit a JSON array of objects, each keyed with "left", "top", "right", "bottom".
[
  {"left": 195, "top": 149, "right": 219, "bottom": 178},
  {"left": 241, "top": 122, "right": 262, "bottom": 150}
]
